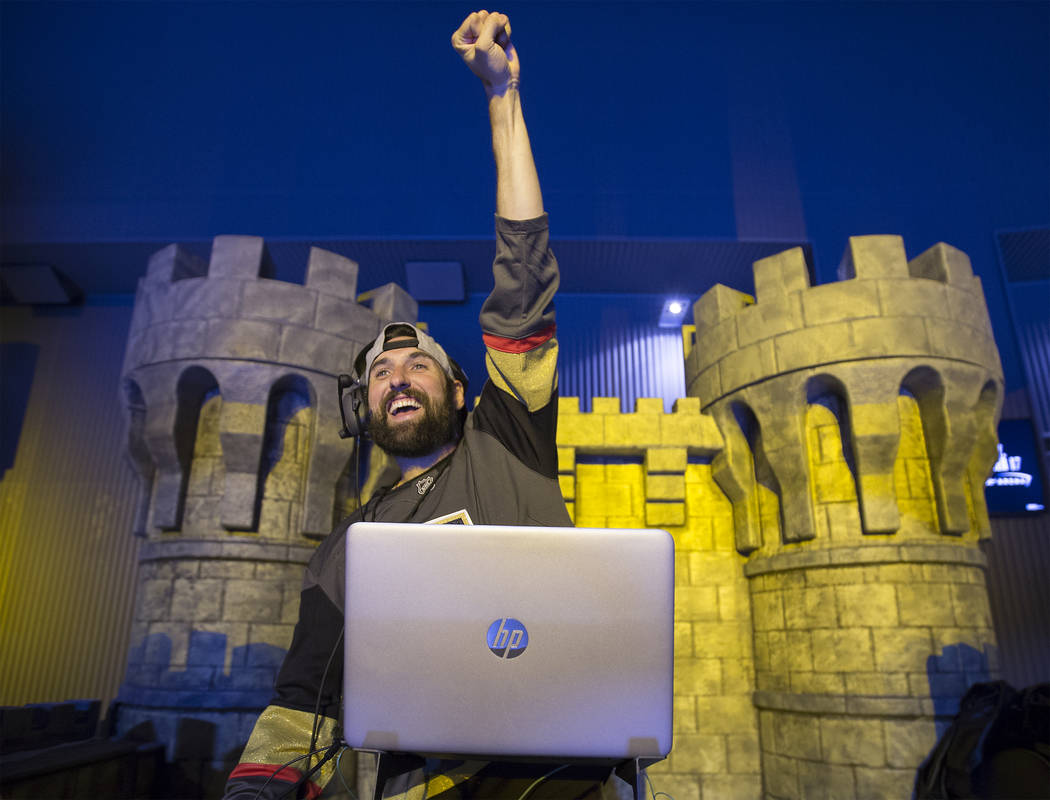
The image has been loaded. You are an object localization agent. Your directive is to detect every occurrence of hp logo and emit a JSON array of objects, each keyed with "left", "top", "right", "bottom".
[{"left": 486, "top": 618, "right": 528, "bottom": 659}]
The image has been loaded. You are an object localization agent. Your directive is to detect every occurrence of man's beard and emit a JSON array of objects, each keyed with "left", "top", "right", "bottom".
[{"left": 369, "top": 383, "right": 461, "bottom": 458}]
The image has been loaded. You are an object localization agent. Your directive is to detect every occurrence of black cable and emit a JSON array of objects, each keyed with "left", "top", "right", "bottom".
[
  {"left": 250, "top": 745, "right": 334, "bottom": 800},
  {"left": 276, "top": 739, "right": 344, "bottom": 800}
]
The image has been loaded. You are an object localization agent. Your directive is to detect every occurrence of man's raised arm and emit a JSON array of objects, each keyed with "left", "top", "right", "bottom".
[{"left": 452, "top": 10, "right": 543, "bottom": 220}]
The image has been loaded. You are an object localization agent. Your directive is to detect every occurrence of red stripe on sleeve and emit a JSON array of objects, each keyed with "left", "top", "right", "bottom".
[
  {"left": 230, "top": 762, "right": 322, "bottom": 796},
  {"left": 483, "top": 324, "right": 556, "bottom": 354}
]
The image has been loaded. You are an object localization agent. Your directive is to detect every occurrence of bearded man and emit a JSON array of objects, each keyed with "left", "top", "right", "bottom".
[{"left": 222, "top": 10, "right": 582, "bottom": 800}]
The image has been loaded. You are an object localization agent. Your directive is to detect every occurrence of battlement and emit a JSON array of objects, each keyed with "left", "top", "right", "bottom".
[
  {"left": 687, "top": 236, "right": 1000, "bottom": 406},
  {"left": 685, "top": 237, "right": 1004, "bottom": 546},
  {"left": 555, "top": 396, "right": 724, "bottom": 528},
  {"left": 122, "top": 236, "right": 418, "bottom": 541}
]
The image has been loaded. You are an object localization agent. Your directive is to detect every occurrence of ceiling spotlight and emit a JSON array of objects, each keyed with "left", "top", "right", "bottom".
[{"left": 658, "top": 297, "right": 690, "bottom": 328}]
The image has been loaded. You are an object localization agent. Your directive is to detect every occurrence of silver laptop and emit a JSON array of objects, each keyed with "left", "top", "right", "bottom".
[{"left": 342, "top": 522, "right": 674, "bottom": 760}]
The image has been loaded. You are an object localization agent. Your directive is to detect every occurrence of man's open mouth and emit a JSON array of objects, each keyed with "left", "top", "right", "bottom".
[{"left": 388, "top": 396, "right": 423, "bottom": 417}]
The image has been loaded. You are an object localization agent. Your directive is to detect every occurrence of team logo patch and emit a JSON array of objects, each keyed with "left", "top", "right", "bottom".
[{"left": 416, "top": 475, "right": 435, "bottom": 495}]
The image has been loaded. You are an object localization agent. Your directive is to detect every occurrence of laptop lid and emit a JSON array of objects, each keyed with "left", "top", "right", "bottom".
[{"left": 342, "top": 522, "right": 674, "bottom": 761}]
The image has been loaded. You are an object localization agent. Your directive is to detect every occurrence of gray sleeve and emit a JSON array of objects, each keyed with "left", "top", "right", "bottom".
[{"left": 479, "top": 214, "right": 559, "bottom": 341}]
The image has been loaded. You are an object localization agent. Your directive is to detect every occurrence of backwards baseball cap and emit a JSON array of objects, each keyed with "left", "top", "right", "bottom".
[{"left": 353, "top": 322, "right": 467, "bottom": 390}]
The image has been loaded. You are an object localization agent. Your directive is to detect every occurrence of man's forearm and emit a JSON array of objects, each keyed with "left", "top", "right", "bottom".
[{"left": 489, "top": 85, "right": 544, "bottom": 221}]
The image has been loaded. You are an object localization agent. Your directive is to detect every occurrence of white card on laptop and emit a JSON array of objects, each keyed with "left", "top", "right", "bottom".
[{"left": 342, "top": 522, "right": 674, "bottom": 761}]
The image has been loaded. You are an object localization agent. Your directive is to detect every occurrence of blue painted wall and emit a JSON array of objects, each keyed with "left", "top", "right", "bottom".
[{"left": 3, "top": 1, "right": 1048, "bottom": 390}]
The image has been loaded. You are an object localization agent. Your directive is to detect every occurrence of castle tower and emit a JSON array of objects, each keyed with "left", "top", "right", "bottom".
[
  {"left": 686, "top": 236, "right": 1004, "bottom": 798},
  {"left": 116, "top": 236, "right": 416, "bottom": 794}
]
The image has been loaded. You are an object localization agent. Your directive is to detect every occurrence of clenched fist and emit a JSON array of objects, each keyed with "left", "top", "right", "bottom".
[{"left": 452, "top": 10, "right": 519, "bottom": 95}]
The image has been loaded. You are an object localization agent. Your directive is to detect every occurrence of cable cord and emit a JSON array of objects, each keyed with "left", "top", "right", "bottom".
[
  {"left": 516, "top": 764, "right": 569, "bottom": 800},
  {"left": 644, "top": 771, "right": 675, "bottom": 800},
  {"left": 249, "top": 744, "right": 339, "bottom": 800},
  {"left": 335, "top": 747, "right": 361, "bottom": 800}
]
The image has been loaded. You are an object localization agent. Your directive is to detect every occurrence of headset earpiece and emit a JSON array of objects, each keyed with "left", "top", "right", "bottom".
[{"left": 337, "top": 374, "right": 368, "bottom": 439}]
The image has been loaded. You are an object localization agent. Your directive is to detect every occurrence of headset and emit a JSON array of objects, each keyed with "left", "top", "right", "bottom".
[{"left": 337, "top": 374, "right": 368, "bottom": 440}]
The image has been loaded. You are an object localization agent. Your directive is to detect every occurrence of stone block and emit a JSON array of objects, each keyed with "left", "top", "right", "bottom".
[
  {"left": 690, "top": 621, "right": 750, "bottom": 659},
  {"left": 835, "top": 583, "right": 899, "bottom": 627},
  {"left": 557, "top": 447, "right": 575, "bottom": 473},
  {"left": 719, "top": 339, "right": 778, "bottom": 395},
  {"left": 884, "top": 718, "right": 937, "bottom": 769},
  {"left": 686, "top": 552, "right": 740, "bottom": 586},
  {"left": 242, "top": 280, "right": 317, "bottom": 326},
  {"left": 167, "top": 319, "right": 211, "bottom": 361},
  {"left": 147, "top": 242, "right": 208, "bottom": 283},
  {"left": 773, "top": 712, "right": 821, "bottom": 760},
  {"left": 767, "top": 629, "right": 813, "bottom": 673},
  {"left": 851, "top": 315, "right": 930, "bottom": 355},
  {"left": 897, "top": 582, "right": 955, "bottom": 627},
  {"left": 634, "top": 397, "right": 664, "bottom": 414},
  {"left": 646, "top": 501, "right": 685, "bottom": 527},
  {"left": 726, "top": 732, "right": 761, "bottom": 773},
  {"left": 646, "top": 447, "right": 687, "bottom": 473},
  {"left": 737, "top": 293, "right": 805, "bottom": 349},
  {"left": 173, "top": 276, "right": 245, "bottom": 320},
  {"left": 750, "top": 590, "right": 785, "bottom": 630},
  {"left": 557, "top": 410, "right": 604, "bottom": 447},
  {"left": 927, "top": 319, "right": 990, "bottom": 363},
  {"left": 675, "top": 586, "right": 719, "bottom": 622},
  {"left": 763, "top": 753, "right": 798, "bottom": 799},
  {"left": 170, "top": 578, "right": 223, "bottom": 622},
  {"left": 845, "top": 671, "right": 909, "bottom": 696},
  {"left": 692, "top": 284, "right": 753, "bottom": 331},
  {"left": 853, "top": 767, "right": 920, "bottom": 800},
  {"left": 674, "top": 658, "right": 722, "bottom": 697},
  {"left": 908, "top": 242, "right": 973, "bottom": 285},
  {"left": 797, "top": 758, "right": 856, "bottom": 800},
  {"left": 205, "top": 318, "right": 281, "bottom": 361},
  {"left": 674, "top": 695, "right": 698, "bottom": 734},
  {"left": 790, "top": 671, "right": 845, "bottom": 694},
  {"left": 221, "top": 471, "right": 261, "bottom": 531},
  {"left": 646, "top": 474, "right": 685, "bottom": 501},
  {"left": 247, "top": 622, "right": 296, "bottom": 652},
  {"left": 279, "top": 326, "right": 351, "bottom": 372},
  {"left": 803, "top": 279, "right": 881, "bottom": 327},
  {"left": 821, "top": 717, "right": 885, "bottom": 766},
  {"left": 810, "top": 628, "right": 874, "bottom": 672},
  {"left": 753, "top": 246, "right": 811, "bottom": 298},
  {"left": 693, "top": 317, "right": 738, "bottom": 372},
  {"left": 139, "top": 579, "right": 174, "bottom": 621},
  {"left": 838, "top": 235, "right": 909, "bottom": 281},
  {"left": 605, "top": 412, "right": 659, "bottom": 449},
  {"left": 209, "top": 235, "right": 275, "bottom": 279},
  {"left": 223, "top": 579, "right": 284, "bottom": 623},
  {"left": 306, "top": 246, "right": 359, "bottom": 301},
  {"left": 877, "top": 277, "right": 950, "bottom": 320},
  {"left": 950, "top": 583, "right": 992, "bottom": 628},
  {"left": 692, "top": 695, "right": 758, "bottom": 735},
  {"left": 873, "top": 627, "right": 933, "bottom": 672},
  {"left": 671, "top": 733, "right": 726, "bottom": 773},
  {"left": 364, "top": 282, "right": 417, "bottom": 323},
  {"left": 784, "top": 585, "right": 837, "bottom": 630},
  {"left": 774, "top": 322, "right": 856, "bottom": 373},
  {"left": 314, "top": 294, "right": 382, "bottom": 347}
]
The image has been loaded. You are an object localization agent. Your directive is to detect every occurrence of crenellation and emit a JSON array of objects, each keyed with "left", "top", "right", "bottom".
[
  {"left": 692, "top": 283, "right": 754, "bottom": 332},
  {"left": 208, "top": 235, "right": 276, "bottom": 279},
  {"left": 907, "top": 242, "right": 973, "bottom": 285},
  {"left": 305, "top": 246, "right": 359, "bottom": 301},
  {"left": 361, "top": 281, "right": 418, "bottom": 323},
  {"left": 837, "top": 235, "right": 909, "bottom": 281},
  {"left": 753, "top": 246, "right": 811, "bottom": 300},
  {"left": 146, "top": 243, "right": 207, "bottom": 284}
]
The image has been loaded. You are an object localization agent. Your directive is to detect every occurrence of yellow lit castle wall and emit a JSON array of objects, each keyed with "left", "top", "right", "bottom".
[{"left": 553, "top": 236, "right": 1004, "bottom": 799}]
